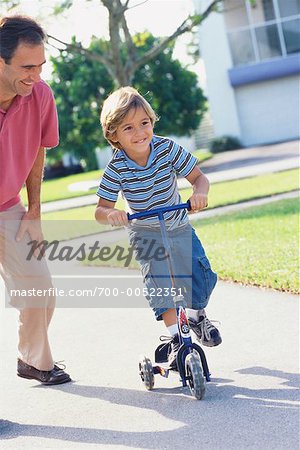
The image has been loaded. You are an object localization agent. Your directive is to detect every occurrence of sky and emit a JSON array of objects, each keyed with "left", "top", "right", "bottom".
[{"left": 2, "top": 0, "right": 198, "bottom": 81}]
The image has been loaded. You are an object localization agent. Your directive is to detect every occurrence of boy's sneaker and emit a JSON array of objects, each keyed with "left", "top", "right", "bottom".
[
  {"left": 167, "top": 334, "right": 180, "bottom": 370},
  {"left": 189, "top": 310, "right": 222, "bottom": 347}
]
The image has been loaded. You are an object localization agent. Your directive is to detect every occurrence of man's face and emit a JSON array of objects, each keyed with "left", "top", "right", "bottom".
[{"left": 0, "top": 42, "right": 46, "bottom": 98}]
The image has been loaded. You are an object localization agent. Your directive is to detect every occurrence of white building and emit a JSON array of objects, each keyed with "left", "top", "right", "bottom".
[{"left": 194, "top": 0, "right": 300, "bottom": 146}]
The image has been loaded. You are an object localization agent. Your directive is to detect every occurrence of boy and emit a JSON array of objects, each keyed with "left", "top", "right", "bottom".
[{"left": 95, "top": 86, "right": 221, "bottom": 369}]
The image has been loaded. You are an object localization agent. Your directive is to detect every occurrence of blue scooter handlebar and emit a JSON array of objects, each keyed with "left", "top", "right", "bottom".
[{"left": 127, "top": 200, "right": 191, "bottom": 221}]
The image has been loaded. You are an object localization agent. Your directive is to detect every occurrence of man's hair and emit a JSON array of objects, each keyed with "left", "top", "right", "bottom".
[
  {"left": 100, "top": 86, "right": 158, "bottom": 149},
  {"left": 0, "top": 15, "right": 46, "bottom": 64}
]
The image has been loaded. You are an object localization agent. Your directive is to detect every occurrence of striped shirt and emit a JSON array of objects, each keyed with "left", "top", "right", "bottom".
[{"left": 97, "top": 135, "right": 197, "bottom": 229}]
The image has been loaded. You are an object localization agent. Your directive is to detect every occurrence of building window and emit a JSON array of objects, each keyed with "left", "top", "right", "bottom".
[
  {"left": 255, "top": 24, "right": 281, "bottom": 59},
  {"left": 277, "top": 0, "right": 300, "bottom": 18},
  {"left": 228, "top": 29, "right": 256, "bottom": 65},
  {"left": 282, "top": 18, "right": 300, "bottom": 53},
  {"left": 225, "top": 0, "right": 300, "bottom": 66},
  {"left": 251, "top": 0, "right": 276, "bottom": 22}
]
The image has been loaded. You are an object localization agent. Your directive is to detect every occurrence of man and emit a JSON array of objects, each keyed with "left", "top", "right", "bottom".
[{"left": 0, "top": 15, "right": 71, "bottom": 385}]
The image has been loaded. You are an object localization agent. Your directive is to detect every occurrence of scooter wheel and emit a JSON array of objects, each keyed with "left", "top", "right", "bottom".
[
  {"left": 185, "top": 352, "right": 205, "bottom": 400},
  {"left": 139, "top": 355, "right": 154, "bottom": 391}
]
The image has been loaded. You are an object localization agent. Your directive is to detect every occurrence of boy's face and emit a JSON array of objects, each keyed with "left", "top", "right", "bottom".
[{"left": 112, "top": 106, "right": 153, "bottom": 165}]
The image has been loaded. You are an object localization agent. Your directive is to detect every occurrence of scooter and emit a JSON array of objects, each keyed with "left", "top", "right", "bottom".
[{"left": 128, "top": 201, "right": 210, "bottom": 400}]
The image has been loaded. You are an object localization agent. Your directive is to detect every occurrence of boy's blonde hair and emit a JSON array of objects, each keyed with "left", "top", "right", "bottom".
[{"left": 100, "top": 86, "right": 158, "bottom": 149}]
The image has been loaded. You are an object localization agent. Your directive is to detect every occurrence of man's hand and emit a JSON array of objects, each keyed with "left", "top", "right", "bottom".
[
  {"left": 18, "top": 146, "right": 45, "bottom": 257},
  {"left": 16, "top": 209, "right": 44, "bottom": 258}
]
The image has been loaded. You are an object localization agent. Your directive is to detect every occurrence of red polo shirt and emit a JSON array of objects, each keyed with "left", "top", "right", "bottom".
[{"left": 0, "top": 80, "right": 59, "bottom": 211}]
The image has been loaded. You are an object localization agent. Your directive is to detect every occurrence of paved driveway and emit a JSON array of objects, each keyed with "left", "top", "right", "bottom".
[{"left": 0, "top": 264, "right": 299, "bottom": 449}]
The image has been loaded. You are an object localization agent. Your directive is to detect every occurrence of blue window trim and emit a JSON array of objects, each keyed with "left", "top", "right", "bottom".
[{"left": 228, "top": 53, "right": 300, "bottom": 86}]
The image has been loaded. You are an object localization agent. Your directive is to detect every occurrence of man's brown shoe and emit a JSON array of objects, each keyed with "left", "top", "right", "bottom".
[{"left": 17, "top": 359, "right": 71, "bottom": 385}]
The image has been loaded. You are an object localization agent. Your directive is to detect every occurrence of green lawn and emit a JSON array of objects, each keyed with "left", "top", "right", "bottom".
[
  {"left": 83, "top": 198, "right": 299, "bottom": 294},
  {"left": 42, "top": 219, "right": 107, "bottom": 242},
  {"left": 42, "top": 168, "right": 299, "bottom": 225},
  {"left": 36, "top": 165, "right": 299, "bottom": 293},
  {"left": 179, "top": 168, "right": 299, "bottom": 207},
  {"left": 21, "top": 150, "right": 212, "bottom": 205},
  {"left": 22, "top": 169, "right": 103, "bottom": 204},
  {"left": 195, "top": 198, "right": 299, "bottom": 293},
  {"left": 192, "top": 149, "right": 212, "bottom": 164}
]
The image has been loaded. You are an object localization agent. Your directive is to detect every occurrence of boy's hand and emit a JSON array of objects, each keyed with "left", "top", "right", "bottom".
[
  {"left": 107, "top": 209, "right": 129, "bottom": 227},
  {"left": 185, "top": 167, "right": 209, "bottom": 213},
  {"left": 188, "top": 193, "right": 208, "bottom": 213}
]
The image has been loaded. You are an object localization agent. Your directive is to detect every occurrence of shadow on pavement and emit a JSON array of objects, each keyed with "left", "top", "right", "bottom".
[
  {"left": 1, "top": 366, "right": 299, "bottom": 448},
  {"left": 237, "top": 366, "right": 300, "bottom": 389}
]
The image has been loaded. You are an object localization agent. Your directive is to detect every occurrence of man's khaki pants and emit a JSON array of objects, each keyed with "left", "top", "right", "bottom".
[{"left": 0, "top": 202, "right": 54, "bottom": 371}]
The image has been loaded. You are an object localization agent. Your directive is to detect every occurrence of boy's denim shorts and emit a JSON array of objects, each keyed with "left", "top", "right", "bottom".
[{"left": 128, "top": 223, "right": 217, "bottom": 321}]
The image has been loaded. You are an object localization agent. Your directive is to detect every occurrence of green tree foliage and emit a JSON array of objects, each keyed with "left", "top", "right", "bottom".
[
  {"left": 50, "top": 38, "right": 114, "bottom": 170},
  {"left": 50, "top": 32, "right": 206, "bottom": 170},
  {"left": 47, "top": 0, "right": 222, "bottom": 87},
  {"left": 133, "top": 32, "right": 206, "bottom": 136}
]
